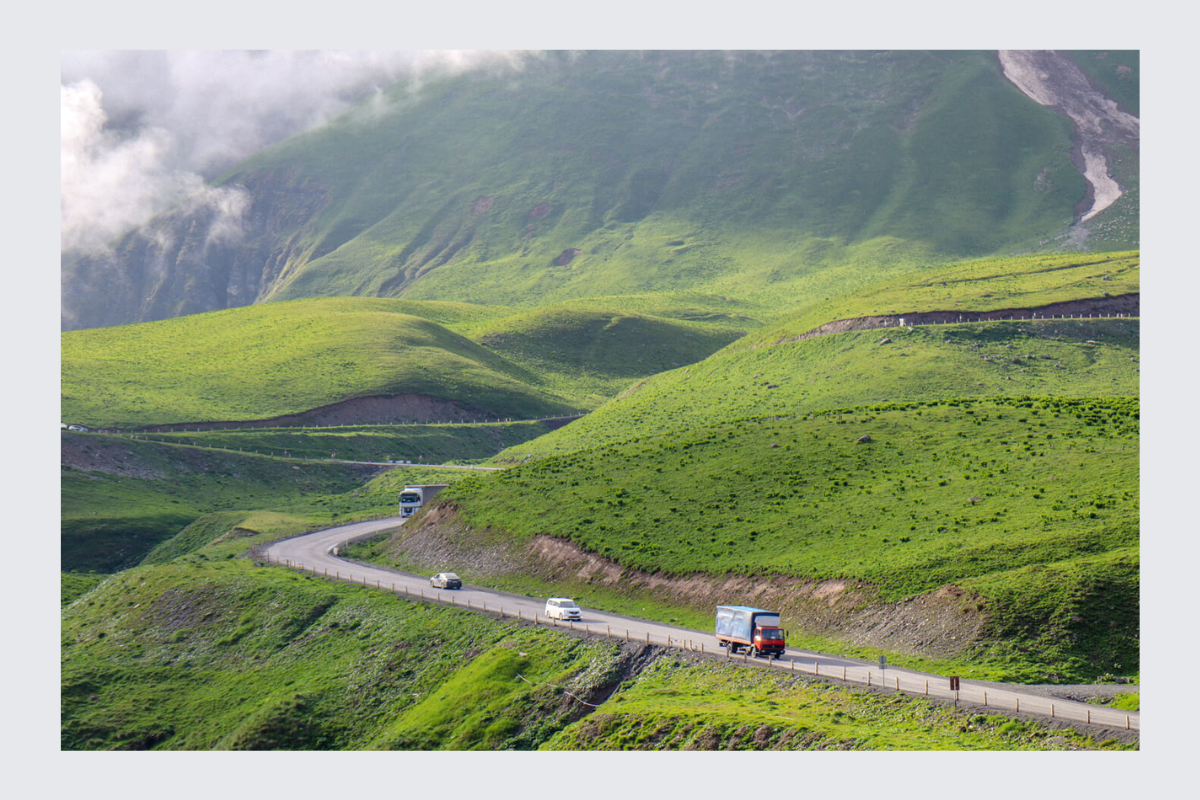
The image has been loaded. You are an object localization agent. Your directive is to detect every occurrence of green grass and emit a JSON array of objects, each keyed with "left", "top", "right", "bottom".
[
  {"left": 62, "top": 572, "right": 108, "bottom": 607},
  {"left": 1103, "top": 692, "right": 1140, "bottom": 712},
  {"left": 545, "top": 656, "right": 1132, "bottom": 751},
  {"left": 1064, "top": 51, "right": 1139, "bottom": 117},
  {"left": 455, "top": 397, "right": 1138, "bottom": 592}
]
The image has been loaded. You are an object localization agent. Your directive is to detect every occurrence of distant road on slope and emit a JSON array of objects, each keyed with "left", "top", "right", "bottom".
[{"left": 264, "top": 517, "right": 1140, "bottom": 735}]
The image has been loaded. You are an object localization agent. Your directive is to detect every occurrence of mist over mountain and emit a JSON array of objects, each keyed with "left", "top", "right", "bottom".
[{"left": 61, "top": 50, "right": 1139, "bottom": 331}]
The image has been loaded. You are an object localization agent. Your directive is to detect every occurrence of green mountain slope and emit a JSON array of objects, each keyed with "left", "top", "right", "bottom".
[{"left": 62, "top": 50, "right": 1134, "bottom": 331}]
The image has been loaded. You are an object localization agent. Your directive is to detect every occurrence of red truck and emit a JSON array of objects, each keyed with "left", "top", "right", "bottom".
[{"left": 715, "top": 605, "right": 786, "bottom": 659}]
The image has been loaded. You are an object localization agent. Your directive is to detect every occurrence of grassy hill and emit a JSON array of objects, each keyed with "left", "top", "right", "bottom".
[{"left": 61, "top": 554, "right": 1133, "bottom": 751}]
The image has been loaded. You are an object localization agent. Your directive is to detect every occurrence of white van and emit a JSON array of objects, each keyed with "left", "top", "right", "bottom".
[{"left": 544, "top": 597, "right": 582, "bottom": 621}]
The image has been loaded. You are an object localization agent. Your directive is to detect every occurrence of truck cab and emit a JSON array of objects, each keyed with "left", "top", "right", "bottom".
[
  {"left": 398, "top": 484, "right": 449, "bottom": 518},
  {"left": 399, "top": 487, "right": 424, "bottom": 517},
  {"left": 751, "top": 625, "right": 786, "bottom": 658}
]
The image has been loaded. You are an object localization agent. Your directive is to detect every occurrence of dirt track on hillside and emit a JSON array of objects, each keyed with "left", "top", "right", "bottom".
[{"left": 763, "top": 293, "right": 1138, "bottom": 349}]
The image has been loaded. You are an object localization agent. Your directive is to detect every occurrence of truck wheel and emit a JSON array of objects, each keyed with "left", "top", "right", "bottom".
[{"left": 751, "top": 646, "right": 760, "bottom": 658}]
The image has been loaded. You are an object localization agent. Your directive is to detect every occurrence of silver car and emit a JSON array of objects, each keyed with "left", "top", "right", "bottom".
[{"left": 430, "top": 572, "right": 462, "bottom": 590}]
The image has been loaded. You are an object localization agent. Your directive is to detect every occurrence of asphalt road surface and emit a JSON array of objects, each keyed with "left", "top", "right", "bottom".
[{"left": 265, "top": 516, "right": 1140, "bottom": 733}]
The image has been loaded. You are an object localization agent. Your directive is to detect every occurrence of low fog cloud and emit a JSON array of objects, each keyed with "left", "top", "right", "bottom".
[{"left": 61, "top": 50, "right": 525, "bottom": 256}]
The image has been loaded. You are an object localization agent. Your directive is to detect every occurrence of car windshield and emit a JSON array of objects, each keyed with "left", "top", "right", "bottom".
[
  {"left": 443, "top": 574, "right": 459, "bottom": 580},
  {"left": 759, "top": 628, "right": 784, "bottom": 639},
  {"left": 400, "top": 493, "right": 420, "bottom": 503}
]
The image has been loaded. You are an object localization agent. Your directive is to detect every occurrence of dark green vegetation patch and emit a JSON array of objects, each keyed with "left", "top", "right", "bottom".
[{"left": 60, "top": 432, "right": 465, "bottom": 572}]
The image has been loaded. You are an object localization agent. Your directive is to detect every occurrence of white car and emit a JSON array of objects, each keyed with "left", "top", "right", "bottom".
[{"left": 544, "top": 597, "right": 582, "bottom": 621}]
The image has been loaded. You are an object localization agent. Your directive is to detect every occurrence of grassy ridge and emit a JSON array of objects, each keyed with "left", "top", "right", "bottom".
[
  {"left": 501, "top": 319, "right": 1139, "bottom": 461},
  {"left": 60, "top": 432, "right": 466, "bottom": 572},
  {"left": 60, "top": 558, "right": 1132, "bottom": 750}
]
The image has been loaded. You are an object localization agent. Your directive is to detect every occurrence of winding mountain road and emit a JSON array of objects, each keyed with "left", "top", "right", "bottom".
[{"left": 264, "top": 516, "right": 1140, "bottom": 734}]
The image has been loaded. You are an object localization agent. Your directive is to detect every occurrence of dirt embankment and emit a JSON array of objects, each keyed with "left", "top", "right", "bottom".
[
  {"left": 394, "top": 504, "right": 987, "bottom": 661},
  {"left": 765, "top": 293, "right": 1138, "bottom": 349}
]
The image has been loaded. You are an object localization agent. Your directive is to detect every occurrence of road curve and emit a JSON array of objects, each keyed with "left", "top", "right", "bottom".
[{"left": 265, "top": 517, "right": 1140, "bottom": 734}]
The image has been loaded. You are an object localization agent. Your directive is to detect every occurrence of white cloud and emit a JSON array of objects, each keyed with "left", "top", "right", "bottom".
[{"left": 60, "top": 50, "right": 524, "bottom": 256}]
